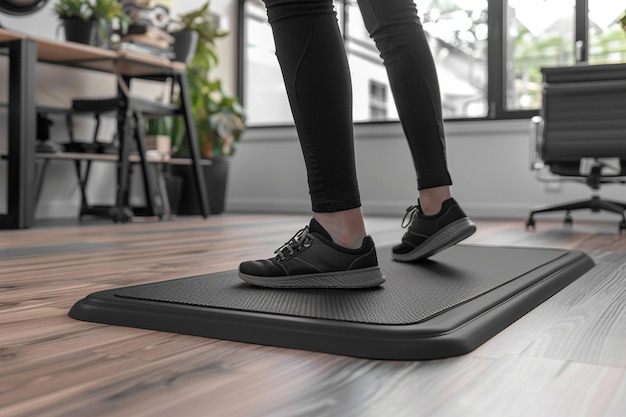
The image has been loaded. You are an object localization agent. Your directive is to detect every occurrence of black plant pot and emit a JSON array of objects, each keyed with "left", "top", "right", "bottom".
[
  {"left": 170, "top": 30, "right": 199, "bottom": 64},
  {"left": 172, "top": 157, "right": 230, "bottom": 215},
  {"left": 62, "top": 17, "right": 96, "bottom": 45}
]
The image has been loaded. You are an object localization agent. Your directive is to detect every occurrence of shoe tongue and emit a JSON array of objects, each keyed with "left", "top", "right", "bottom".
[{"left": 309, "top": 218, "right": 332, "bottom": 240}]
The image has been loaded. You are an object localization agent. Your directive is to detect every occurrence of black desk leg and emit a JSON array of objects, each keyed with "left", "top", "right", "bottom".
[
  {"left": 0, "top": 39, "right": 37, "bottom": 229},
  {"left": 177, "top": 72, "right": 210, "bottom": 218},
  {"left": 112, "top": 92, "right": 134, "bottom": 223},
  {"left": 133, "top": 111, "right": 164, "bottom": 218}
]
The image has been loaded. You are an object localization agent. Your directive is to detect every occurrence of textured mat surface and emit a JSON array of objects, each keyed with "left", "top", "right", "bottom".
[
  {"left": 115, "top": 245, "right": 564, "bottom": 325},
  {"left": 69, "top": 244, "right": 595, "bottom": 360}
]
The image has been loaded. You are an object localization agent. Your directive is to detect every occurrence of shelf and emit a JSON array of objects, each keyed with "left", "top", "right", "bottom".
[
  {"left": 1, "top": 151, "right": 206, "bottom": 166},
  {"left": 35, "top": 151, "right": 171, "bottom": 163}
]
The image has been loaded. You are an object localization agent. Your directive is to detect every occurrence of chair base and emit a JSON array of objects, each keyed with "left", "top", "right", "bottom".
[{"left": 527, "top": 195, "right": 626, "bottom": 233}]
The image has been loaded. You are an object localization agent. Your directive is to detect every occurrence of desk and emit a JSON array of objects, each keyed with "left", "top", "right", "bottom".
[{"left": 0, "top": 28, "right": 210, "bottom": 228}]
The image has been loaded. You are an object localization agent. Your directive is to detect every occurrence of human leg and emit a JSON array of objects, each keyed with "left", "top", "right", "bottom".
[
  {"left": 356, "top": 0, "right": 475, "bottom": 260},
  {"left": 262, "top": 0, "right": 359, "bottom": 214},
  {"left": 238, "top": 0, "right": 383, "bottom": 287},
  {"left": 262, "top": 0, "right": 366, "bottom": 247},
  {"left": 357, "top": 0, "right": 452, "bottom": 193}
]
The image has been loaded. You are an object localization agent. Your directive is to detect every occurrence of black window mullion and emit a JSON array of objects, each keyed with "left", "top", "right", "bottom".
[
  {"left": 237, "top": 0, "right": 246, "bottom": 108},
  {"left": 487, "top": 0, "right": 504, "bottom": 119},
  {"left": 489, "top": 0, "right": 540, "bottom": 120},
  {"left": 575, "top": 0, "right": 589, "bottom": 62}
]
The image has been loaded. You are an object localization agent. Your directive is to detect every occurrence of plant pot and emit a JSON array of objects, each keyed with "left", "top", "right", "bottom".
[
  {"left": 62, "top": 17, "right": 97, "bottom": 45},
  {"left": 170, "top": 30, "right": 199, "bottom": 64},
  {"left": 172, "top": 157, "right": 229, "bottom": 215}
]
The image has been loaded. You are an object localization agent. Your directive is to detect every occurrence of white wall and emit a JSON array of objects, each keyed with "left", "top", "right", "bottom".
[{"left": 227, "top": 119, "right": 626, "bottom": 222}]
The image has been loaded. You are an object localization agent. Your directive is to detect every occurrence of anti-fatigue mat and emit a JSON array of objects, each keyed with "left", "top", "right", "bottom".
[{"left": 69, "top": 244, "right": 594, "bottom": 360}]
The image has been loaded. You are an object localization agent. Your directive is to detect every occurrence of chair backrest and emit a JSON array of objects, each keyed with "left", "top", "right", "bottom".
[{"left": 540, "top": 64, "right": 626, "bottom": 164}]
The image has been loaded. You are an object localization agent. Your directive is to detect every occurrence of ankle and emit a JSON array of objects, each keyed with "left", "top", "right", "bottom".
[
  {"left": 418, "top": 186, "right": 452, "bottom": 216},
  {"left": 313, "top": 208, "right": 367, "bottom": 249}
]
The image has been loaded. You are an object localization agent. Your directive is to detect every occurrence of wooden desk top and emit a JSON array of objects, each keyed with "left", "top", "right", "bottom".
[
  {"left": 0, "top": 28, "right": 186, "bottom": 76},
  {"left": 0, "top": 28, "right": 25, "bottom": 42}
]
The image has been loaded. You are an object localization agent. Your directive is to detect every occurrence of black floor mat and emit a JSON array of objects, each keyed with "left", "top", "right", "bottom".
[{"left": 69, "top": 244, "right": 594, "bottom": 360}]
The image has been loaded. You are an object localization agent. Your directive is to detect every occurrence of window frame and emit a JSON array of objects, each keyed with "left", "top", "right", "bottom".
[{"left": 237, "top": 0, "right": 596, "bottom": 126}]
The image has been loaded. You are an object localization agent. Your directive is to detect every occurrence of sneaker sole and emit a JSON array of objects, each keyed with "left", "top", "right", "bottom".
[
  {"left": 392, "top": 217, "right": 477, "bottom": 262},
  {"left": 238, "top": 266, "right": 385, "bottom": 289}
]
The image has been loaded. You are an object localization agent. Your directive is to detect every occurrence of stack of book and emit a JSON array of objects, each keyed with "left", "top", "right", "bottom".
[{"left": 116, "top": 24, "right": 175, "bottom": 59}]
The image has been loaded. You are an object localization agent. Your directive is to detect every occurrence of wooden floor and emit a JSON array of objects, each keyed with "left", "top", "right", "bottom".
[{"left": 1, "top": 214, "right": 625, "bottom": 417}]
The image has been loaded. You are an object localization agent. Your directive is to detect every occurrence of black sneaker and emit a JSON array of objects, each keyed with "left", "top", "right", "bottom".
[
  {"left": 238, "top": 219, "right": 385, "bottom": 289},
  {"left": 392, "top": 197, "right": 476, "bottom": 262}
]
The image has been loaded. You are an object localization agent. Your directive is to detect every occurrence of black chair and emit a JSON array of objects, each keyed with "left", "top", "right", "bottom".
[
  {"left": 65, "top": 96, "right": 172, "bottom": 221},
  {"left": 33, "top": 97, "right": 177, "bottom": 221},
  {"left": 64, "top": 41, "right": 210, "bottom": 222},
  {"left": 527, "top": 64, "right": 626, "bottom": 233}
]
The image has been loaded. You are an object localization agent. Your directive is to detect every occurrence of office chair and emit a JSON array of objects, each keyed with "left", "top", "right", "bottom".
[{"left": 527, "top": 64, "right": 626, "bottom": 233}]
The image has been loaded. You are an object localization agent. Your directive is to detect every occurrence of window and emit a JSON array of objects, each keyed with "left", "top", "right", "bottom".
[
  {"left": 506, "top": 0, "right": 576, "bottom": 111},
  {"left": 238, "top": 0, "right": 626, "bottom": 126},
  {"left": 419, "top": 0, "right": 489, "bottom": 118},
  {"left": 341, "top": 0, "right": 488, "bottom": 121},
  {"left": 343, "top": 0, "right": 396, "bottom": 122},
  {"left": 241, "top": 0, "right": 293, "bottom": 126},
  {"left": 368, "top": 80, "right": 388, "bottom": 120},
  {"left": 504, "top": 0, "right": 626, "bottom": 113},
  {"left": 588, "top": 0, "right": 626, "bottom": 64}
]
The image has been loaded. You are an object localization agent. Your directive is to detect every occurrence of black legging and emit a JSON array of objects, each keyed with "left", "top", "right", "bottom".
[{"left": 263, "top": 0, "right": 452, "bottom": 213}]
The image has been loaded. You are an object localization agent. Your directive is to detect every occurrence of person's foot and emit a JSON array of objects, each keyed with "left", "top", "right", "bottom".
[
  {"left": 392, "top": 197, "right": 476, "bottom": 262},
  {"left": 238, "top": 219, "right": 385, "bottom": 289}
]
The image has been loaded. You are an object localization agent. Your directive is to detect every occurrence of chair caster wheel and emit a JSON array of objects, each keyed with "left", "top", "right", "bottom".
[
  {"left": 564, "top": 214, "right": 573, "bottom": 228},
  {"left": 619, "top": 221, "right": 626, "bottom": 234},
  {"left": 526, "top": 218, "right": 535, "bottom": 230}
]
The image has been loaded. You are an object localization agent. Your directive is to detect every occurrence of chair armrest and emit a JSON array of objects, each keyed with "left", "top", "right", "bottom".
[{"left": 529, "top": 115, "right": 544, "bottom": 171}]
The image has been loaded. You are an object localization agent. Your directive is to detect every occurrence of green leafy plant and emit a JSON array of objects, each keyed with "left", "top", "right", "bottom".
[
  {"left": 170, "top": 1, "right": 246, "bottom": 158},
  {"left": 188, "top": 78, "right": 245, "bottom": 157},
  {"left": 54, "top": 0, "right": 91, "bottom": 20},
  {"left": 170, "top": 1, "right": 224, "bottom": 70},
  {"left": 146, "top": 116, "right": 172, "bottom": 136},
  {"left": 54, "top": 0, "right": 129, "bottom": 38},
  {"left": 90, "top": 0, "right": 130, "bottom": 34}
]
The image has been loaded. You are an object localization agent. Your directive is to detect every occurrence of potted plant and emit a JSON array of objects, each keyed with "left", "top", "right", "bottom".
[
  {"left": 168, "top": 1, "right": 222, "bottom": 67},
  {"left": 169, "top": 1, "right": 246, "bottom": 215},
  {"left": 55, "top": 0, "right": 94, "bottom": 44},
  {"left": 145, "top": 116, "right": 172, "bottom": 158},
  {"left": 54, "top": 0, "right": 128, "bottom": 46}
]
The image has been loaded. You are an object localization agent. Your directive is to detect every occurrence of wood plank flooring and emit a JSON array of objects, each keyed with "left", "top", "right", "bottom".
[{"left": 1, "top": 214, "right": 625, "bottom": 417}]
